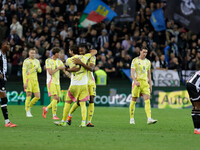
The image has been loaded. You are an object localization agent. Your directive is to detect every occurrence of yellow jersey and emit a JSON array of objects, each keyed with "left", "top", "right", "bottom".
[
  {"left": 87, "top": 56, "right": 96, "bottom": 85},
  {"left": 66, "top": 53, "right": 91, "bottom": 85},
  {"left": 131, "top": 57, "right": 151, "bottom": 81},
  {"left": 45, "top": 58, "right": 64, "bottom": 85},
  {"left": 22, "top": 58, "right": 41, "bottom": 84}
]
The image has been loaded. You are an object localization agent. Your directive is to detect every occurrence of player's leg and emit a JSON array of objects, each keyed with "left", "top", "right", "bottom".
[
  {"left": 43, "top": 83, "right": 60, "bottom": 119},
  {"left": 25, "top": 80, "right": 32, "bottom": 114},
  {"left": 79, "top": 85, "right": 89, "bottom": 127},
  {"left": 30, "top": 81, "right": 40, "bottom": 110},
  {"left": 142, "top": 81, "right": 157, "bottom": 124},
  {"left": 87, "top": 84, "right": 96, "bottom": 127},
  {"left": 47, "top": 94, "right": 60, "bottom": 120},
  {"left": 130, "top": 82, "right": 140, "bottom": 124},
  {"left": 59, "top": 86, "right": 78, "bottom": 126},
  {"left": 67, "top": 101, "right": 80, "bottom": 125},
  {"left": 30, "top": 92, "right": 40, "bottom": 108},
  {"left": 87, "top": 96, "right": 95, "bottom": 127},
  {"left": 143, "top": 94, "right": 156, "bottom": 124},
  {"left": 0, "top": 91, "right": 17, "bottom": 127},
  {"left": 191, "top": 101, "right": 200, "bottom": 134},
  {"left": 25, "top": 92, "right": 32, "bottom": 116},
  {"left": 130, "top": 97, "right": 137, "bottom": 124},
  {"left": 187, "top": 82, "right": 200, "bottom": 134}
]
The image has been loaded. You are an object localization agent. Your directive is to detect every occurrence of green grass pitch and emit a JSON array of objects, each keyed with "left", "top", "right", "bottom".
[{"left": 0, "top": 106, "right": 199, "bottom": 150}]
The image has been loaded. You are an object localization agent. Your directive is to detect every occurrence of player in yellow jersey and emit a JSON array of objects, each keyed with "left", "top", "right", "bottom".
[
  {"left": 23, "top": 48, "right": 41, "bottom": 117},
  {"left": 67, "top": 44, "right": 96, "bottom": 127},
  {"left": 129, "top": 47, "right": 157, "bottom": 125},
  {"left": 42, "top": 47, "right": 67, "bottom": 120},
  {"left": 54, "top": 45, "right": 97, "bottom": 127}
]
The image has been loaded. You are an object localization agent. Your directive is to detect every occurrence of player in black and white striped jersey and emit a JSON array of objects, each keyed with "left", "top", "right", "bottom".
[
  {"left": 186, "top": 71, "right": 200, "bottom": 134},
  {"left": 0, "top": 40, "right": 17, "bottom": 127}
]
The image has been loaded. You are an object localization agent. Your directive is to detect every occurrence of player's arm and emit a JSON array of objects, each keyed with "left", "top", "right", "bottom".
[
  {"left": 66, "top": 66, "right": 80, "bottom": 72},
  {"left": 131, "top": 68, "right": 140, "bottom": 87},
  {"left": 131, "top": 59, "right": 140, "bottom": 87},
  {"left": 37, "top": 60, "right": 42, "bottom": 73},
  {"left": 63, "top": 70, "right": 71, "bottom": 78},
  {"left": 46, "top": 60, "right": 65, "bottom": 75},
  {"left": 73, "top": 58, "right": 94, "bottom": 71},
  {"left": 22, "top": 60, "right": 28, "bottom": 89},
  {"left": 147, "top": 69, "right": 152, "bottom": 93},
  {"left": 65, "top": 58, "right": 80, "bottom": 73}
]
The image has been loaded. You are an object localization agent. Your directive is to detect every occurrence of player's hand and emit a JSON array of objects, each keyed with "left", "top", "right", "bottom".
[
  {"left": 58, "top": 66, "right": 65, "bottom": 70},
  {"left": 150, "top": 86, "right": 152, "bottom": 93},
  {"left": 0, "top": 74, "right": 3, "bottom": 79},
  {"left": 73, "top": 58, "right": 82, "bottom": 65},
  {"left": 135, "top": 81, "right": 140, "bottom": 87},
  {"left": 24, "top": 83, "right": 28, "bottom": 89}
]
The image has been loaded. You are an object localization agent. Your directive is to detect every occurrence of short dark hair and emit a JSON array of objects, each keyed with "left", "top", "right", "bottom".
[
  {"left": 79, "top": 43, "right": 89, "bottom": 53},
  {"left": 69, "top": 45, "right": 78, "bottom": 54},
  {"left": 140, "top": 46, "right": 148, "bottom": 51},
  {"left": 52, "top": 47, "right": 61, "bottom": 55},
  {"left": 0, "top": 40, "right": 8, "bottom": 48}
]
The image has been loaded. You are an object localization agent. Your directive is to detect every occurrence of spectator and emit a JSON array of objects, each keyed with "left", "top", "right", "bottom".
[
  {"left": 10, "top": 16, "right": 23, "bottom": 38},
  {"left": 105, "top": 58, "right": 116, "bottom": 77},
  {"left": 160, "top": 54, "right": 168, "bottom": 70},
  {"left": 98, "top": 29, "right": 109, "bottom": 48},
  {"left": 152, "top": 55, "right": 160, "bottom": 70}
]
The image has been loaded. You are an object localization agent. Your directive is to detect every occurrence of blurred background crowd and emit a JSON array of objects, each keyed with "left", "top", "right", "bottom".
[{"left": 0, "top": 0, "right": 200, "bottom": 78}]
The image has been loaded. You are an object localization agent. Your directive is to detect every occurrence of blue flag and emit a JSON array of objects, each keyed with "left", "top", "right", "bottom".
[
  {"left": 122, "top": 69, "right": 132, "bottom": 82},
  {"left": 150, "top": 8, "right": 166, "bottom": 32},
  {"left": 83, "top": 0, "right": 117, "bottom": 21}
]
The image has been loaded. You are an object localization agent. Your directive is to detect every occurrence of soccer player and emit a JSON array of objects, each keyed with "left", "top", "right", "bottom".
[
  {"left": 0, "top": 41, "right": 17, "bottom": 127},
  {"left": 129, "top": 47, "right": 157, "bottom": 125},
  {"left": 186, "top": 71, "right": 200, "bottom": 134},
  {"left": 67, "top": 44, "right": 96, "bottom": 127},
  {"left": 43, "top": 47, "right": 65, "bottom": 120},
  {"left": 23, "top": 48, "right": 42, "bottom": 117},
  {"left": 54, "top": 45, "right": 97, "bottom": 127}
]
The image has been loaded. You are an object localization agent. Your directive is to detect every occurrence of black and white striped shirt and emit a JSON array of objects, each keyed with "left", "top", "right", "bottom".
[
  {"left": 0, "top": 50, "right": 7, "bottom": 81},
  {"left": 98, "top": 35, "right": 109, "bottom": 48},
  {"left": 188, "top": 71, "right": 200, "bottom": 91}
]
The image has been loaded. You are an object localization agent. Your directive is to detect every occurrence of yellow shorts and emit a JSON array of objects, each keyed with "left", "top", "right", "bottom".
[
  {"left": 25, "top": 79, "right": 40, "bottom": 93},
  {"left": 88, "top": 83, "right": 96, "bottom": 96},
  {"left": 47, "top": 83, "right": 61, "bottom": 97},
  {"left": 131, "top": 80, "right": 150, "bottom": 97},
  {"left": 66, "top": 84, "right": 89, "bottom": 102}
]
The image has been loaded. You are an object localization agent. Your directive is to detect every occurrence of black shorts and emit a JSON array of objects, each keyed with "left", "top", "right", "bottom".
[
  {"left": 0, "top": 79, "right": 6, "bottom": 92},
  {"left": 186, "top": 82, "right": 200, "bottom": 102}
]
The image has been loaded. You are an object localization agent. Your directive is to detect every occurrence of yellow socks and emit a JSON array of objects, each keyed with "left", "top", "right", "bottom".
[
  {"left": 129, "top": 100, "right": 136, "bottom": 119},
  {"left": 87, "top": 103, "right": 94, "bottom": 123},
  {"left": 25, "top": 97, "right": 31, "bottom": 112},
  {"left": 52, "top": 99, "right": 57, "bottom": 116},
  {"left": 69, "top": 103, "right": 79, "bottom": 115},
  {"left": 62, "top": 103, "right": 71, "bottom": 121},
  {"left": 144, "top": 99, "right": 151, "bottom": 118},
  {"left": 80, "top": 102, "right": 87, "bottom": 121},
  {"left": 30, "top": 97, "right": 40, "bottom": 108}
]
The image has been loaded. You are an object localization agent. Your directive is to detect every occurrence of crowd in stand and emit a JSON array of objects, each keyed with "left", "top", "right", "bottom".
[{"left": 0, "top": 0, "right": 200, "bottom": 78}]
